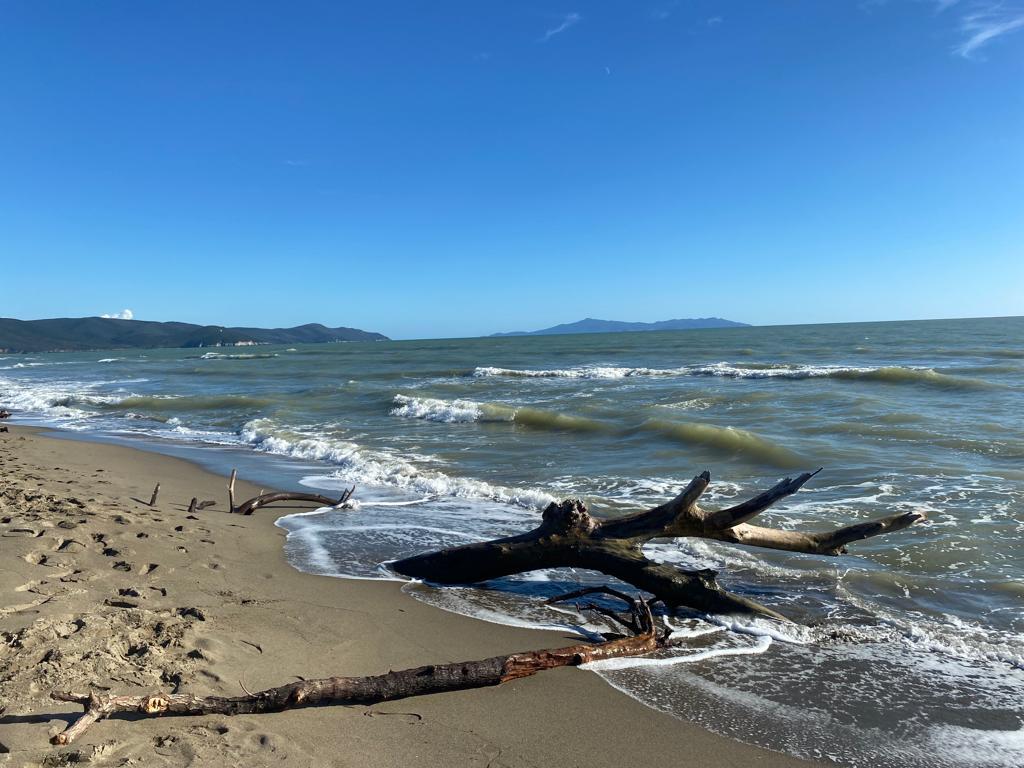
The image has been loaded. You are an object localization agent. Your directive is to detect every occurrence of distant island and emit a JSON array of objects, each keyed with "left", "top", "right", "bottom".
[
  {"left": 0, "top": 317, "right": 388, "bottom": 353},
  {"left": 491, "top": 317, "right": 749, "bottom": 337}
]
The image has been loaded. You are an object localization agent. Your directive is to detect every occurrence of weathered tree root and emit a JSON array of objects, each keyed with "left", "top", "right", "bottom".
[
  {"left": 234, "top": 486, "right": 355, "bottom": 515},
  {"left": 392, "top": 469, "right": 926, "bottom": 621},
  {"left": 50, "top": 592, "right": 658, "bottom": 746}
]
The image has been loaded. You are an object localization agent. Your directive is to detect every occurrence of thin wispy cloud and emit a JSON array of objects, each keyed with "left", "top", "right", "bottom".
[
  {"left": 540, "top": 12, "right": 581, "bottom": 42},
  {"left": 955, "top": 3, "right": 1024, "bottom": 57},
  {"left": 871, "top": 1, "right": 1024, "bottom": 59},
  {"left": 650, "top": 1, "right": 680, "bottom": 20}
]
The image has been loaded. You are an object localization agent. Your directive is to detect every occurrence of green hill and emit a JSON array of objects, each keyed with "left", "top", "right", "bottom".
[{"left": 0, "top": 317, "right": 388, "bottom": 353}]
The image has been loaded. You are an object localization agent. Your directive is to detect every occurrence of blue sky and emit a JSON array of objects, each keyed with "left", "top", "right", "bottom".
[{"left": 2, "top": 1, "right": 1022, "bottom": 339}]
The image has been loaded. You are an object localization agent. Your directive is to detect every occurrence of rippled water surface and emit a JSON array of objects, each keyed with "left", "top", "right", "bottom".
[{"left": 3, "top": 317, "right": 1022, "bottom": 766}]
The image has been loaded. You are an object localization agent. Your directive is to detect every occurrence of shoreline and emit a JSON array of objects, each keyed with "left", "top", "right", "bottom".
[{"left": 0, "top": 424, "right": 820, "bottom": 767}]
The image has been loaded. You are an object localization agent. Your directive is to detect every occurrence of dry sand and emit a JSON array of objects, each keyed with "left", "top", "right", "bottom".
[{"left": 0, "top": 425, "right": 819, "bottom": 767}]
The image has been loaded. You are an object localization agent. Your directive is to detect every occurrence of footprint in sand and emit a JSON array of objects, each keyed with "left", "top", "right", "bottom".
[{"left": 2, "top": 527, "right": 43, "bottom": 538}]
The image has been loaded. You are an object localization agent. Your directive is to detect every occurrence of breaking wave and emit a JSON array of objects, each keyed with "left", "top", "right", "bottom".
[
  {"left": 0, "top": 377, "right": 131, "bottom": 419},
  {"left": 473, "top": 365, "right": 684, "bottom": 379},
  {"left": 473, "top": 363, "right": 992, "bottom": 390},
  {"left": 390, "top": 395, "right": 801, "bottom": 467},
  {"left": 239, "top": 418, "right": 554, "bottom": 510},
  {"left": 194, "top": 352, "right": 278, "bottom": 360},
  {"left": 390, "top": 394, "right": 513, "bottom": 423}
]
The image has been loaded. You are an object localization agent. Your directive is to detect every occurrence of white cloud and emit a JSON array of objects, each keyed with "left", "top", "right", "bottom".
[
  {"left": 101, "top": 309, "right": 134, "bottom": 320},
  {"left": 955, "top": 5, "right": 1024, "bottom": 57},
  {"left": 540, "top": 12, "right": 581, "bottom": 42}
]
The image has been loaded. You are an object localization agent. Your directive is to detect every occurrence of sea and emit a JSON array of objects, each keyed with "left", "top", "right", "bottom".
[{"left": 2, "top": 316, "right": 1021, "bottom": 767}]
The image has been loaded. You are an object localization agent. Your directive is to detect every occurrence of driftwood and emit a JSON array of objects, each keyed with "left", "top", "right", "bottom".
[
  {"left": 148, "top": 483, "right": 160, "bottom": 507},
  {"left": 50, "top": 590, "right": 661, "bottom": 745},
  {"left": 40, "top": 471, "right": 925, "bottom": 747},
  {"left": 187, "top": 498, "right": 217, "bottom": 514},
  {"left": 233, "top": 486, "right": 355, "bottom": 516},
  {"left": 222, "top": 468, "right": 354, "bottom": 514},
  {"left": 392, "top": 470, "right": 926, "bottom": 621}
]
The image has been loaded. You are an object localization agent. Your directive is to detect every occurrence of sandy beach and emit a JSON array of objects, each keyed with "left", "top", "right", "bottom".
[{"left": 0, "top": 425, "right": 818, "bottom": 767}]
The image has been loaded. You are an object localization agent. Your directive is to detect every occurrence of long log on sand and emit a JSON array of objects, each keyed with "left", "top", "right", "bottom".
[{"left": 51, "top": 591, "right": 659, "bottom": 745}]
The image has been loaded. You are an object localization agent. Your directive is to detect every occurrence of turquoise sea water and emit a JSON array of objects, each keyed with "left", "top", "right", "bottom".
[{"left": 2, "top": 317, "right": 1022, "bottom": 766}]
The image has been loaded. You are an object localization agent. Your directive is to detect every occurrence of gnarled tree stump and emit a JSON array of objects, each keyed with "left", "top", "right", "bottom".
[{"left": 392, "top": 469, "right": 925, "bottom": 620}]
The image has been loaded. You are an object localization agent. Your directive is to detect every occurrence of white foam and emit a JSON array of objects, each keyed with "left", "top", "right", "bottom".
[
  {"left": 918, "top": 725, "right": 1024, "bottom": 767},
  {"left": 662, "top": 614, "right": 727, "bottom": 641},
  {"left": 471, "top": 362, "right": 924, "bottom": 380},
  {"left": 583, "top": 635, "right": 772, "bottom": 671},
  {"left": 198, "top": 351, "right": 277, "bottom": 360},
  {"left": 473, "top": 365, "right": 684, "bottom": 379},
  {"left": 390, "top": 394, "right": 484, "bottom": 423},
  {"left": 833, "top": 582, "right": 1024, "bottom": 669},
  {"left": 390, "top": 394, "right": 518, "bottom": 424},
  {"left": 0, "top": 376, "right": 131, "bottom": 420},
  {"left": 687, "top": 362, "right": 881, "bottom": 379}
]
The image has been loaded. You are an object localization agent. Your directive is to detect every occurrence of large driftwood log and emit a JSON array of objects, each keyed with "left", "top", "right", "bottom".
[
  {"left": 50, "top": 591, "right": 659, "bottom": 745},
  {"left": 392, "top": 470, "right": 926, "bottom": 621}
]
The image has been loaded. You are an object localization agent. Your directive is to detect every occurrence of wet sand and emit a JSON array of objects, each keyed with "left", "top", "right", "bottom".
[{"left": 0, "top": 425, "right": 819, "bottom": 767}]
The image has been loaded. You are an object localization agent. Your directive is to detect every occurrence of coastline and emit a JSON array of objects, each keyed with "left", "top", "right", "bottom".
[{"left": 0, "top": 424, "right": 820, "bottom": 767}]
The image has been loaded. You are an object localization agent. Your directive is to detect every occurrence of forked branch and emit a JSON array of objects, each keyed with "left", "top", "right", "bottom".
[
  {"left": 703, "top": 468, "right": 822, "bottom": 530},
  {"left": 392, "top": 469, "right": 926, "bottom": 621}
]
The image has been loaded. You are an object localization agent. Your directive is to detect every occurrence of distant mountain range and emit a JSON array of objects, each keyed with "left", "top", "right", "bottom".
[
  {"left": 491, "top": 317, "right": 749, "bottom": 337},
  {"left": 0, "top": 317, "right": 388, "bottom": 353}
]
